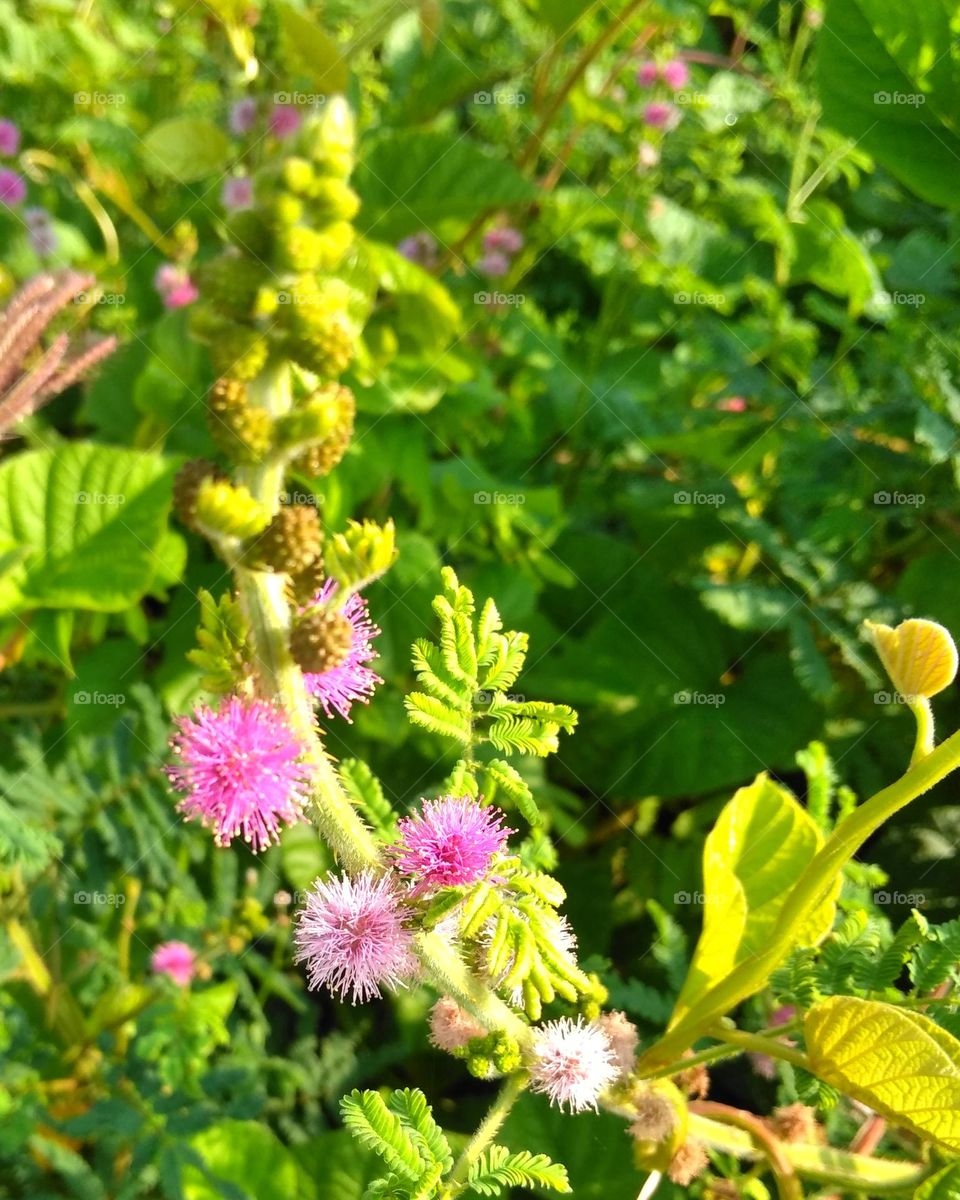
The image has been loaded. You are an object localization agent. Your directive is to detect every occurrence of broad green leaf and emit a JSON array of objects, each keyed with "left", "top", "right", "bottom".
[
  {"left": 355, "top": 130, "right": 536, "bottom": 241},
  {"left": 670, "top": 773, "right": 838, "bottom": 1026},
  {"left": 817, "top": 0, "right": 960, "bottom": 208},
  {"left": 805, "top": 996, "right": 960, "bottom": 1152},
  {"left": 276, "top": 3, "right": 348, "bottom": 94},
  {"left": 184, "top": 1119, "right": 313, "bottom": 1200},
  {"left": 916, "top": 1163, "right": 960, "bottom": 1200},
  {"left": 142, "top": 116, "right": 231, "bottom": 181},
  {"left": 0, "top": 443, "right": 177, "bottom": 616}
]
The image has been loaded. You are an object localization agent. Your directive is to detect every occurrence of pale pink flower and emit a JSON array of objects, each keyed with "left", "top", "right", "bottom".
[
  {"left": 269, "top": 104, "right": 301, "bottom": 139},
  {"left": 168, "top": 696, "right": 312, "bottom": 851},
  {"left": 637, "top": 141, "right": 660, "bottom": 170},
  {"left": 596, "top": 1010, "right": 639, "bottom": 1078},
  {"left": 151, "top": 940, "right": 196, "bottom": 986},
  {"left": 716, "top": 395, "right": 747, "bottom": 412},
  {"left": 397, "top": 231, "right": 439, "bottom": 269},
  {"left": 229, "top": 98, "right": 257, "bottom": 136},
  {"left": 529, "top": 1017, "right": 619, "bottom": 1113},
  {"left": 428, "top": 996, "right": 487, "bottom": 1051},
  {"left": 393, "top": 796, "right": 511, "bottom": 893},
  {"left": 294, "top": 870, "right": 416, "bottom": 1003},
  {"left": 643, "top": 101, "right": 680, "bottom": 130},
  {"left": 637, "top": 62, "right": 659, "bottom": 87},
  {"left": 301, "top": 579, "right": 382, "bottom": 721},
  {"left": 162, "top": 279, "right": 199, "bottom": 309},
  {"left": 0, "top": 168, "right": 26, "bottom": 206},
  {"left": 475, "top": 250, "right": 510, "bottom": 278},
  {"left": 222, "top": 175, "right": 254, "bottom": 211},
  {"left": 662, "top": 59, "right": 690, "bottom": 89},
  {"left": 154, "top": 263, "right": 198, "bottom": 309},
  {"left": 483, "top": 226, "right": 524, "bottom": 256},
  {"left": 0, "top": 120, "right": 20, "bottom": 157}
]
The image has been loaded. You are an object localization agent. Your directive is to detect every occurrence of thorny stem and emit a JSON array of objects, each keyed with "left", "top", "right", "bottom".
[{"left": 443, "top": 1073, "right": 529, "bottom": 1197}]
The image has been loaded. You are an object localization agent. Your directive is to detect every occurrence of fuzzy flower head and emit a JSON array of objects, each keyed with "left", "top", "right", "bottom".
[
  {"left": 529, "top": 1017, "right": 619, "bottom": 1113},
  {"left": 475, "top": 249, "right": 510, "bottom": 278},
  {"left": 662, "top": 59, "right": 690, "bottom": 89},
  {"left": 636, "top": 61, "right": 659, "bottom": 87},
  {"left": 0, "top": 168, "right": 25, "bottom": 206},
  {"left": 596, "top": 1010, "right": 639, "bottom": 1078},
  {"left": 301, "top": 579, "right": 382, "bottom": 721},
  {"left": 154, "top": 263, "right": 198, "bottom": 309},
  {"left": 0, "top": 120, "right": 19, "bottom": 157},
  {"left": 168, "top": 696, "right": 312, "bottom": 852},
  {"left": 429, "top": 996, "right": 487, "bottom": 1052},
  {"left": 269, "top": 103, "right": 302, "bottom": 139},
  {"left": 229, "top": 97, "right": 258, "bottom": 135},
  {"left": 397, "top": 231, "right": 439, "bottom": 269},
  {"left": 151, "top": 940, "right": 196, "bottom": 987},
  {"left": 393, "top": 795, "right": 511, "bottom": 892},
  {"left": 483, "top": 226, "right": 524, "bottom": 256},
  {"left": 222, "top": 175, "right": 254, "bottom": 211},
  {"left": 294, "top": 870, "right": 415, "bottom": 1003},
  {"left": 643, "top": 101, "right": 680, "bottom": 130}
]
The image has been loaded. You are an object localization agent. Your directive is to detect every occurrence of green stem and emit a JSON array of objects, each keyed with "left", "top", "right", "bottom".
[
  {"left": 707, "top": 1024, "right": 809, "bottom": 1071},
  {"left": 444, "top": 1073, "right": 529, "bottom": 1196},
  {"left": 639, "top": 725, "right": 960, "bottom": 1067},
  {"left": 908, "top": 696, "right": 934, "bottom": 766},
  {"left": 692, "top": 1102, "right": 802, "bottom": 1200},
  {"left": 689, "top": 1112, "right": 931, "bottom": 1194}
]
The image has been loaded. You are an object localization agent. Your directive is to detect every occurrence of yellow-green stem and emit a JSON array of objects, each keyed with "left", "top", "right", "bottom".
[{"left": 443, "top": 1073, "right": 529, "bottom": 1197}]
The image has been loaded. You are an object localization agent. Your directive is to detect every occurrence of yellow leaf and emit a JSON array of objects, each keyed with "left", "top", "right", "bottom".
[
  {"left": 864, "top": 617, "right": 958, "bottom": 699},
  {"left": 805, "top": 996, "right": 960, "bottom": 1153},
  {"left": 669, "top": 773, "right": 837, "bottom": 1027}
]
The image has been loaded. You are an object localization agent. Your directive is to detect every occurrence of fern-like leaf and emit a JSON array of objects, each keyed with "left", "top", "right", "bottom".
[
  {"left": 339, "top": 759, "right": 396, "bottom": 835},
  {"left": 412, "top": 639, "right": 472, "bottom": 709},
  {"left": 481, "top": 758, "right": 539, "bottom": 825},
  {"left": 387, "top": 1089, "right": 453, "bottom": 1173},
  {"left": 466, "top": 1145, "right": 571, "bottom": 1196},
  {"left": 340, "top": 1090, "right": 425, "bottom": 1183},
  {"left": 486, "top": 716, "right": 559, "bottom": 757},
  {"left": 405, "top": 693, "right": 472, "bottom": 743},
  {"left": 479, "top": 632, "right": 528, "bottom": 692}
]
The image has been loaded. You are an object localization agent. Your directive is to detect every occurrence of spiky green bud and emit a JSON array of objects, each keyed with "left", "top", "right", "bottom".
[
  {"left": 303, "top": 97, "right": 355, "bottom": 178},
  {"left": 283, "top": 316, "right": 354, "bottom": 379},
  {"left": 309, "top": 178, "right": 360, "bottom": 221},
  {"left": 193, "top": 478, "right": 272, "bottom": 540},
  {"left": 267, "top": 192, "right": 305, "bottom": 227},
  {"left": 244, "top": 504, "right": 323, "bottom": 574},
  {"left": 173, "top": 459, "right": 224, "bottom": 531},
  {"left": 325, "top": 518, "right": 397, "bottom": 593}
]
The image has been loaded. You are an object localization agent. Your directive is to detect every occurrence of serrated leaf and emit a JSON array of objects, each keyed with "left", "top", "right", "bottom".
[
  {"left": 805, "top": 996, "right": 960, "bottom": 1152},
  {"left": 482, "top": 758, "right": 539, "bottom": 825},
  {"left": 404, "top": 692, "right": 472, "bottom": 743},
  {"left": 486, "top": 716, "right": 559, "bottom": 757},
  {"left": 467, "top": 1144, "right": 571, "bottom": 1196},
  {"left": 670, "top": 773, "right": 838, "bottom": 1028},
  {"left": 340, "top": 1090, "right": 425, "bottom": 1183}
]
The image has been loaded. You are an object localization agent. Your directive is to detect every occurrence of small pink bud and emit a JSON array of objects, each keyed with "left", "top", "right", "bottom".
[
  {"left": 643, "top": 102, "right": 680, "bottom": 130},
  {"left": 0, "top": 120, "right": 20, "bottom": 157},
  {"left": 716, "top": 395, "right": 747, "bottom": 412},
  {"left": 662, "top": 59, "right": 690, "bottom": 89},
  {"left": 222, "top": 175, "right": 254, "bottom": 211},
  {"left": 637, "top": 62, "right": 659, "bottom": 87},
  {"left": 229, "top": 98, "right": 257, "bottom": 135},
  {"left": 269, "top": 104, "right": 301, "bottom": 140},
  {"left": 151, "top": 940, "right": 196, "bottom": 986},
  {"left": 0, "top": 168, "right": 26, "bottom": 206}
]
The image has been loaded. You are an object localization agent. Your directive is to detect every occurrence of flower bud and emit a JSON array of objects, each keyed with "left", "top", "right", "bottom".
[
  {"left": 290, "top": 605, "right": 355, "bottom": 673},
  {"left": 245, "top": 505, "right": 323, "bottom": 574},
  {"left": 324, "top": 518, "right": 397, "bottom": 592},
  {"left": 207, "top": 377, "right": 274, "bottom": 464},
  {"left": 173, "top": 459, "right": 225, "bottom": 530},
  {"left": 193, "top": 478, "right": 272, "bottom": 540},
  {"left": 304, "top": 97, "right": 355, "bottom": 178}
]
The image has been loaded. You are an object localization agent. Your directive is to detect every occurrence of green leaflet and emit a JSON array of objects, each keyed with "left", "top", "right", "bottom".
[
  {"left": 466, "top": 1145, "right": 570, "bottom": 1196},
  {"left": 670, "top": 773, "right": 838, "bottom": 1027},
  {"left": 142, "top": 117, "right": 231, "bottom": 182},
  {"left": 340, "top": 1088, "right": 452, "bottom": 1199},
  {"left": 805, "top": 996, "right": 960, "bottom": 1153},
  {"left": 916, "top": 1163, "right": 960, "bottom": 1200}
]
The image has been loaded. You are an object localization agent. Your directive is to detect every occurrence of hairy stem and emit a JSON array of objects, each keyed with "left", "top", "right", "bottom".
[{"left": 444, "top": 1073, "right": 529, "bottom": 1196}]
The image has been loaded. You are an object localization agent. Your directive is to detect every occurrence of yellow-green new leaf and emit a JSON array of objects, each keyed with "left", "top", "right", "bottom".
[
  {"left": 670, "top": 773, "right": 837, "bottom": 1026},
  {"left": 806, "top": 996, "right": 960, "bottom": 1153}
]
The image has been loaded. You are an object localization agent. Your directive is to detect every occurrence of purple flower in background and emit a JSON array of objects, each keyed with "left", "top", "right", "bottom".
[
  {"left": 23, "top": 207, "right": 58, "bottom": 257},
  {"left": 154, "top": 263, "right": 199, "bottom": 309},
  {"left": 636, "top": 61, "right": 659, "bottom": 87},
  {"left": 397, "top": 231, "right": 439, "bottom": 270},
  {"left": 662, "top": 59, "right": 690, "bottom": 89},
  {"left": 151, "top": 941, "right": 196, "bottom": 986},
  {"left": 168, "top": 696, "right": 312, "bottom": 851},
  {"left": 269, "top": 103, "right": 301, "bottom": 140},
  {"left": 475, "top": 250, "right": 510, "bottom": 278},
  {"left": 301, "top": 579, "right": 383, "bottom": 721},
  {"left": 222, "top": 175, "right": 254, "bottom": 211},
  {"left": 0, "top": 120, "right": 20, "bottom": 157},
  {"left": 483, "top": 226, "right": 524, "bottom": 256},
  {"left": 393, "top": 796, "right": 511, "bottom": 892},
  {"left": 643, "top": 101, "right": 680, "bottom": 130},
  {"left": 294, "top": 870, "right": 416, "bottom": 1003},
  {"left": 0, "top": 168, "right": 26, "bottom": 206},
  {"left": 229, "top": 97, "right": 257, "bottom": 136}
]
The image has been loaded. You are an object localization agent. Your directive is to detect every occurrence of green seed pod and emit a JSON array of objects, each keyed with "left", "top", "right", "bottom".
[
  {"left": 245, "top": 505, "right": 323, "bottom": 574},
  {"left": 292, "top": 384, "right": 355, "bottom": 476},
  {"left": 193, "top": 478, "right": 272, "bottom": 540},
  {"left": 290, "top": 605, "right": 354, "bottom": 673},
  {"left": 283, "top": 316, "right": 354, "bottom": 379},
  {"left": 209, "top": 324, "right": 270, "bottom": 382}
]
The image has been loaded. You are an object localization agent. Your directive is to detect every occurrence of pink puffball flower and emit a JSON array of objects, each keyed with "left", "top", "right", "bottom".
[
  {"left": 162, "top": 278, "right": 199, "bottom": 309},
  {"left": 596, "top": 1010, "right": 639, "bottom": 1079},
  {"left": 168, "top": 696, "right": 312, "bottom": 852},
  {"left": 393, "top": 795, "right": 511, "bottom": 893},
  {"left": 151, "top": 940, "right": 196, "bottom": 987},
  {"left": 269, "top": 104, "right": 302, "bottom": 140},
  {"left": 717, "top": 395, "right": 747, "bottom": 412},
  {"left": 429, "top": 996, "right": 487, "bottom": 1052},
  {"left": 636, "top": 61, "right": 659, "bottom": 87},
  {"left": 229, "top": 97, "right": 257, "bottom": 136},
  {"left": 0, "top": 120, "right": 20, "bottom": 157},
  {"left": 662, "top": 59, "right": 690, "bottom": 89},
  {"left": 397, "top": 231, "right": 439, "bottom": 270},
  {"left": 294, "top": 870, "right": 416, "bottom": 1004},
  {"left": 643, "top": 101, "right": 680, "bottom": 130},
  {"left": 483, "top": 226, "right": 524, "bottom": 256},
  {"left": 222, "top": 175, "right": 254, "bottom": 211},
  {"left": 529, "top": 1017, "right": 619, "bottom": 1113},
  {"left": 475, "top": 250, "right": 511, "bottom": 278},
  {"left": 301, "top": 578, "right": 383, "bottom": 722},
  {"left": 0, "top": 168, "right": 26, "bottom": 206}
]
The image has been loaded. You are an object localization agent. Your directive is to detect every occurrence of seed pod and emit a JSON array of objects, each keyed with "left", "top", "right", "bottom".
[
  {"left": 293, "top": 384, "right": 355, "bottom": 476},
  {"left": 283, "top": 316, "right": 354, "bottom": 379},
  {"left": 207, "top": 377, "right": 274, "bottom": 464},
  {"left": 287, "top": 556, "right": 327, "bottom": 606},
  {"left": 290, "top": 605, "right": 354, "bottom": 673},
  {"left": 245, "top": 505, "right": 323, "bottom": 574}
]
